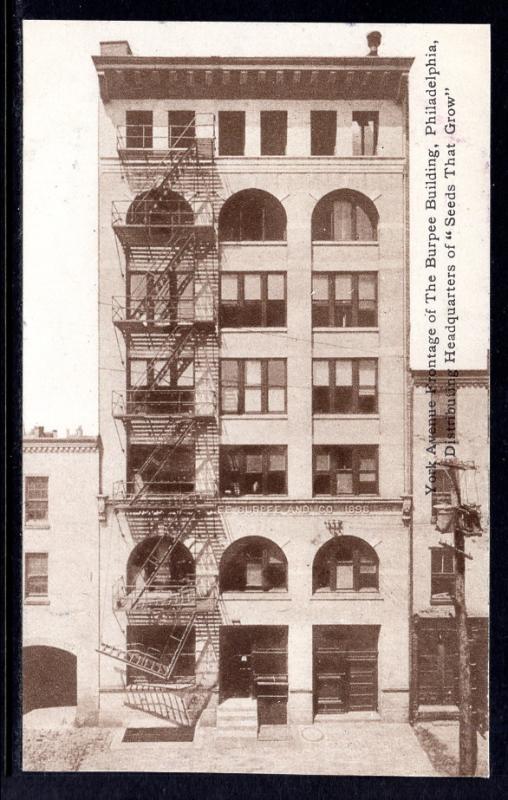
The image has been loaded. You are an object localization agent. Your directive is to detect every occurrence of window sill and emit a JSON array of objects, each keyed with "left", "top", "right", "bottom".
[
  {"left": 313, "top": 413, "right": 379, "bottom": 420},
  {"left": 220, "top": 494, "right": 288, "bottom": 501},
  {"left": 220, "top": 241, "right": 287, "bottom": 247},
  {"left": 313, "top": 494, "right": 379, "bottom": 499},
  {"left": 312, "top": 241, "right": 378, "bottom": 247},
  {"left": 221, "top": 414, "right": 288, "bottom": 420},
  {"left": 311, "top": 591, "right": 382, "bottom": 601},
  {"left": 430, "top": 598, "right": 454, "bottom": 606},
  {"left": 24, "top": 598, "right": 50, "bottom": 605},
  {"left": 221, "top": 327, "right": 287, "bottom": 333},
  {"left": 221, "top": 591, "right": 289, "bottom": 601},
  {"left": 24, "top": 523, "right": 50, "bottom": 530},
  {"left": 313, "top": 327, "right": 379, "bottom": 333}
]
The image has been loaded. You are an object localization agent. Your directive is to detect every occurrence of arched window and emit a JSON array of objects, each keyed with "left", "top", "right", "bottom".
[
  {"left": 311, "top": 190, "right": 378, "bottom": 242},
  {"left": 126, "top": 537, "right": 194, "bottom": 592},
  {"left": 219, "top": 189, "right": 287, "bottom": 242},
  {"left": 313, "top": 536, "right": 379, "bottom": 593},
  {"left": 220, "top": 536, "right": 287, "bottom": 592},
  {"left": 126, "top": 189, "right": 193, "bottom": 228}
]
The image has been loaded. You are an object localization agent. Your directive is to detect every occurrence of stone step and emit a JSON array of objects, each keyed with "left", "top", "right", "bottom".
[
  {"left": 215, "top": 726, "right": 258, "bottom": 739},
  {"left": 216, "top": 716, "right": 257, "bottom": 728}
]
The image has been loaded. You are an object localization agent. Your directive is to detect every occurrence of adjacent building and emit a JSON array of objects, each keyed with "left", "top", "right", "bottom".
[
  {"left": 92, "top": 33, "right": 416, "bottom": 730},
  {"left": 22, "top": 427, "right": 100, "bottom": 725}
]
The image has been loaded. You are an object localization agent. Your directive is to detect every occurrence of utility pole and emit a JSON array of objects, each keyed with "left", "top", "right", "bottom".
[{"left": 434, "top": 457, "right": 482, "bottom": 777}]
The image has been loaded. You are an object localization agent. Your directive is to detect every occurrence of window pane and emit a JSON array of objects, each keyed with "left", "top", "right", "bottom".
[
  {"left": 244, "top": 388, "right": 262, "bottom": 412},
  {"left": 177, "top": 361, "right": 194, "bottom": 387},
  {"left": 153, "top": 360, "right": 172, "bottom": 387},
  {"left": 359, "top": 360, "right": 376, "bottom": 386},
  {"left": 336, "top": 473, "right": 353, "bottom": 494},
  {"left": 246, "top": 454, "right": 263, "bottom": 472},
  {"left": 221, "top": 360, "right": 239, "bottom": 383},
  {"left": 130, "top": 360, "right": 148, "bottom": 387},
  {"left": 313, "top": 361, "right": 329, "bottom": 386},
  {"left": 310, "top": 110, "right": 337, "bottom": 156},
  {"left": 356, "top": 204, "right": 375, "bottom": 240},
  {"left": 260, "top": 111, "right": 287, "bottom": 156},
  {"left": 316, "top": 453, "right": 330, "bottom": 472},
  {"left": 359, "top": 457, "right": 376, "bottom": 472},
  {"left": 219, "top": 111, "right": 245, "bottom": 155},
  {"left": 244, "top": 275, "right": 262, "bottom": 300},
  {"left": 269, "top": 452, "right": 286, "bottom": 471},
  {"left": 336, "top": 563, "right": 354, "bottom": 590},
  {"left": 245, "top": 360, "right": 262, "bottom": 385},
  {"left": 26, "top": 477, "right": 48, "bottom": 499},
  {"left": 246, "top": 561, "right": 264, "bottom": 587},
  {"left": 358, "top": 274, "right": 376, "bottom": 300},
  {"left": 335, "top": 274, "right": 353, "bottom": 300},
  {"left": 268, "top": 388, "right": 285, "bottom": 412},
  {"left": 335, "top": 360, "right": 353, "bottom": 386},
  {"left": 267, "top": 274, "right": 285, "bottom": 300},
  {"left": 268, "top": 360, "right": 285, "bottom": 385},
  {"left": 312, "top": 275, "right": 329, "bottom": 301},
  {"left": 221, "top": 274, "right": 238, "bottom": 301},
  {"left": 222, "top": 388, "right": 239, "bottom": 413}
]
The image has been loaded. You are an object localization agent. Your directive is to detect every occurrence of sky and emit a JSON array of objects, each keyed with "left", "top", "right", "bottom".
[{"left": 23, "top": 21, "right": 490, "bottom": 435}]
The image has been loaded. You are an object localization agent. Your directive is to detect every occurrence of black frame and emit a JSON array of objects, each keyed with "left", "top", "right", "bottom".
[
  {"left": 220, "top": 272, "right": 286, "bottom": 328},
  {"left": 312, "top": 272, "right": 377, "bottom": 328},
  {"left": 220, "top": 358, "right": 287, "bottom": 415},
  {"left": 220, "top": 446, "right": 287, "bottom": 496},
  {"left": 312, "top": 358, "right": 377, "bottom": 414},
  {"left": 260, "top": 110, "right": 287, "bottom": 155},
  {"left": 310, "top": 110, "right": 337, "bottom": 156},
  {"left": 313, "top": 537, "right": 379, "bottom": 593},
  {"left": 313, "top": 445, "right": 379, "bottom": 496},
  {"left": 352, "top": 111, "right": 379, "bottom": 155},
  {"left": 218, "top": 110, "right": 245, "bottom": 155},
  {"left": 125, "top": 110, "right": 153, "bottom": 149}
]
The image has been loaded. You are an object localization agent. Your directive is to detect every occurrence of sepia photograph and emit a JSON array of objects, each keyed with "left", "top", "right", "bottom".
[{"left": 20, "top": 20, "right": 489, "bottom": 777}]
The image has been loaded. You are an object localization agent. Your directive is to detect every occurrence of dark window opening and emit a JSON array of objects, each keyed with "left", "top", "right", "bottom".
[
  {"left": 128, "top": 444, "right": 195, "bottom": 494},
  {"left": 25, "top": 476, "right": 49, "bottom": 523},
  {"left": 168, "top": 110, "right": 195, "bottom": 149},
  {"left": 126, "top": 189, "right": 193, "bottom": 229},
  {"left": 313, "top": 446, "right": 378, "bottom": 496},
  {"left": 127, "top": 356, "right": 194, "bottom": 415},
  {"left": 126, "top": 110, "right": 153, "bottom": 149},
  {"left": 312, "top": 273, "right": 377, "bottom": 328},
  {"left": 220, "top": 272, "right": 286, "bottom": 328},
  {"left": 221, "top": 359, "right": 286, "bottom": 414},
  {"left": 25, "top": 553, "right": 48, "bottom": 598},
  {"left": 219, "top": 189, "right": 286, "bottom": 241},
  {"left": 313, "top": 537, "right": 379, "bottom": 593},
  {"left": 311, "top": 111, "right": 337, "bottom": 156},
  {"left": 126, "top": 537, "right": 195, "bottom": 593},
  {"left": 431, "top": 467, "right": 453, "bottom": 522},
  {"left": 219, "top": 111, "right": 245, "bottom": 156},
  {"left": 352, "top": 111, "right": 379, "bottom": 156},
  {"left": 220, "top": 446, "right": 287, "bottom": 496},
  {"left": 260, "top": 111, "right": 287, "bottom": 155},
  {"left": 431, "top": 548, "right": 456, "bottom": 603},
  {"left": 312, "top": 190, "right": 378, "bottom": 241},
  {"left": 313, "top": 359, "right": 377, "bottom": 414},
  {"left": 220, "top": 537, "right": 288, "bottom": 592}
]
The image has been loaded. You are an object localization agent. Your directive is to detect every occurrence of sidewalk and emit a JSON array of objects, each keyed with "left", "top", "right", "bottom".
[{"left": 79, "top": 722, "right": 438, "bottom": 776}]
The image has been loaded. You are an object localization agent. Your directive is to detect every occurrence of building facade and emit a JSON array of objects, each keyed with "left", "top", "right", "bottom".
[
  {"left": 22, "top": 428, "right": 100, "bottom": 724},
  {"left": 410, "top": 371, "right": 489, "bottom": 727},
  {"left": 93, "top": 36, "right": 415, "bottom": 729}
]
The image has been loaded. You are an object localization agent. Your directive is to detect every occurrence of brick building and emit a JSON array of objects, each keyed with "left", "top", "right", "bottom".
[{"left": 93, "top": 34, "right": 415, "bottom": 730}]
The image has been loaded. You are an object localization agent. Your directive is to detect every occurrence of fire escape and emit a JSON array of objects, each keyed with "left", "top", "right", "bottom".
[{"left": 98, "top": 116, "right": 223, "bottom": 720}]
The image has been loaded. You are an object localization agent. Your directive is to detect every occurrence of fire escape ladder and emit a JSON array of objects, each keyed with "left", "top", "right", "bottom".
[
  {"left": 160, "top": 613, "right": 196, "bottom": 681},
  {"left": 128, "top": 325, "right": 196, "bottom": 392},
  {"left": 129, "top": 418, "right": 196, "bottom": 504}
]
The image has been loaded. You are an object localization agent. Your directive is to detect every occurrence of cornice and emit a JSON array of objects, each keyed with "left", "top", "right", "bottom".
[
  {"left": 411, "top": 370, "right": 489, "bottom": 389},
  {"left": 23, "top": 439, "right": 100, "bottom": 454}
]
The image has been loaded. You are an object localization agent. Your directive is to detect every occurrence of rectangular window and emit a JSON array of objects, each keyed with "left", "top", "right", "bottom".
[
  {"left": 311, "top": 110, "right": 337, "bottom": 156},
  {"left": 435, "top": 391, "right": 454, "bottom": 441},
  {"left": 352, "top": 111, "right": 379, "bottom": 156},
  {"left": 25, "top": 476, "right": 49, "bottom": 524},
  {"left": 312, "top": 273, "right": 377, "bottom": 328},
  {"left": 313, "top": 446, "right": 378, "bottom": 496},
  {"left": 218, "top": 111, "right": 245, "bottom": 155},
  {"left": 431, "top": 467, "right": 453, "bottom": 522},
  {"left": 220, "top": 273, "right": 286, "bottom": 328},
  {"left": 431, "top": 548, "right": 456, "bottom": 602},
  {"left": 25, "top": 553, "right": 48, "bottom": 598},
  {"left": 125, "top": 110, "right": 153, "bottom": 149},
  {"left": 220, "top": 447, "right": 287, "bottom": 496},
  {"left": 221, "top": 359, "right": 287, "bottom": 415},
  {"left": 168, "top": 110, "right": 195, "bottom": 149},
  {"left": 260, "top": 111, "right": 287, "bottom": 155},
  {"left": 312, "top": 359, "right": 377, "bottom": 414}
]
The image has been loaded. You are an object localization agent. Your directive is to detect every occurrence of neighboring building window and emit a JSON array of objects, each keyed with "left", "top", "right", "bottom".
[
  {"left": 313, "top": 536, "right": 379, "bottom": 592},
  {"left": 218, "top": 189, "right": 287, "bottom": 241},
  {"left": 220, "top": 446, "right": 287, "bottom": 496},
  {"left": 125, "top": 110, "right": 153, "bottom": 149},
  {"left": 312, "top": 190, "right": 378, "bottom": 241},
  {"left": 260, "top": 111, "right": 287, "bottom": 155},
  {"left": 168, "top": 110, "right": 195, "bottom": 148},
  {"left": 25, "top": 553, "right": 48, "bottom": 598},
  {"left": 430, "top": 548, "right": 456, "bottom": 602},
  {"left": 220, "top": 273, "right": 286, "bottom": 328},
  {"left": 352, "top": 111, "right": 379, "bottom": 155},
  {"left": 312, "top": 273, "right": 377, "bottom": 328},
  {"left": 218, "top": 111, "right": 245, "bottom": 155},
  {"left": 25, "top": 477, "right": 49, "bottom": 524},
  {"left": 220, "top": 536, "right": 288, "bottom": 592},
  {"left": 311, "top": 110, "right": 337, "bottom": 155},
  {"left": 313, "top": 359, "right": 377, "bottom": 414},
  {"left": 221, "top": 359, "right": 287, "bottom": 414},
  {"left": 431, "top": 467, "right": 453, "bottom": 523},
  {"left": 313, "top": 446, "right": 378, "bottom": 495}
]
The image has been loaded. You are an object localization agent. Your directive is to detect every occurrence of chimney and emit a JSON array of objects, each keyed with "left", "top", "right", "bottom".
[
  {"left": 76, "top": 426, "right": 84, "bottom": 437},
  {"left": 99, "top": 41, "right": 132, "bottom": 57},
  {"left": 367, "top": 31, "right": 382, "bottom": 57}
]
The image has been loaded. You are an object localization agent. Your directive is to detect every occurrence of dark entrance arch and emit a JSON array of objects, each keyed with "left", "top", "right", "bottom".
[{"left": 23, "top": 646, "right": 77, "bottom": 714}]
